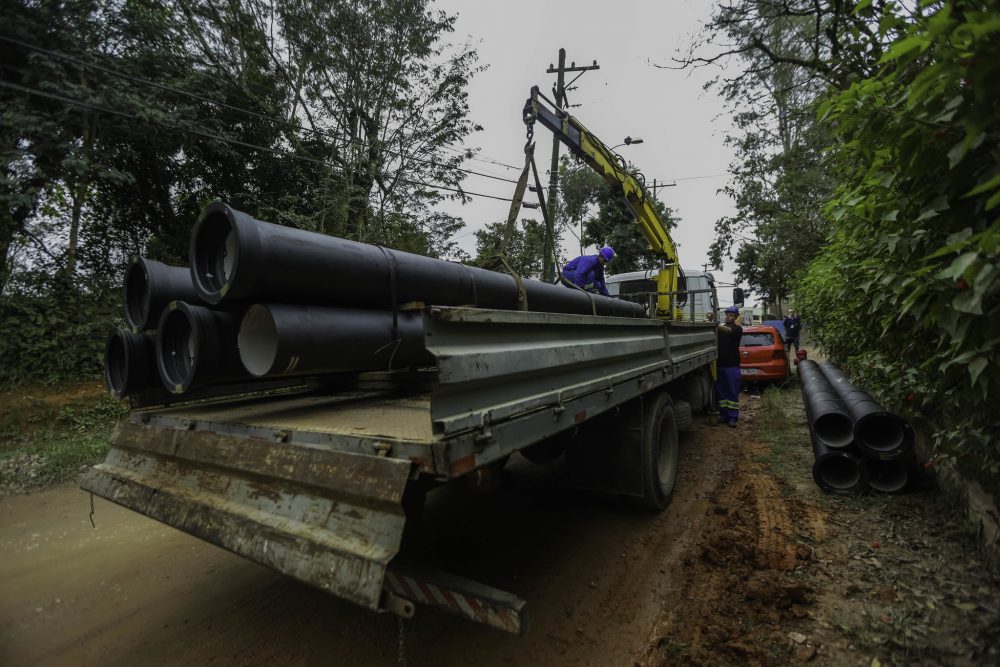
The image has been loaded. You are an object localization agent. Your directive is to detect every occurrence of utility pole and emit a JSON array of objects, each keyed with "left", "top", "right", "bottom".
[
  {"left": 543, "top": 48, "right": 599, "bottom": 282},
  {"left": 650, "top": 178, "right": 677, "bottom": 202}
]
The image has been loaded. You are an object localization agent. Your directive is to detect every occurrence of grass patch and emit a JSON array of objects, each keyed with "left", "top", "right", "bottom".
[
  {"left": 0, "top": 382, "right": 126, "bottom": 493},
  {"left": 751, "top": 386, "right": 805, "bottom": 481}
]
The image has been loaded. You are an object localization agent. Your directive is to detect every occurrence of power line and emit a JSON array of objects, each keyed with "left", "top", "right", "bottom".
[
  {"left": 658, "top": 173, "right": 731, "bottom": 183},
  {"left": 436, "top": 143, "right": 520, "bottom": 171},
  {"left": 0, "top": 35, "right": 521, "bottom": 184},
  {"left": 0, "top": 80, "right": 518, "bottom": 203},
  {"left": 402, "top": 179, "right": 515, "bottom": 202}
]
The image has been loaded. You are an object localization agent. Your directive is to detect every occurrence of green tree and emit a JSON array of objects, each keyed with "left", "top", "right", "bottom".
[
  {"left": 176, "top": 0, "right": 482, "bottom": 254},
  {"left": 472, "top": 218, "right": 547, "bottom": 278},
  {"left": 0, "top": 0, "right": 483, "bottom": 383},
  {"left": 557, "top": 156, "right": 679, "bottom": 274}
]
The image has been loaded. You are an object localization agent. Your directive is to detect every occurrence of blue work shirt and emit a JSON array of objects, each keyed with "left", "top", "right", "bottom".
[{"left": 562, "top": 255, "right": 609, "bottom": 296}]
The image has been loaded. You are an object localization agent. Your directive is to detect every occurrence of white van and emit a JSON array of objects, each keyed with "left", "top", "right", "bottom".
[{"left": 605, "top": 268, "right": 719, "bottom": 321}]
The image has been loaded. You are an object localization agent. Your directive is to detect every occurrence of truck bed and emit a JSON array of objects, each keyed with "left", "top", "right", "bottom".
[{"left": 83, "top": 306, "right": 717, "bottom": 632}]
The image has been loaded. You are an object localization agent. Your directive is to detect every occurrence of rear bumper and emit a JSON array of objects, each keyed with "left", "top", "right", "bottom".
[{"left": 739, "top": 361, "right": 788, "bottom": 381}]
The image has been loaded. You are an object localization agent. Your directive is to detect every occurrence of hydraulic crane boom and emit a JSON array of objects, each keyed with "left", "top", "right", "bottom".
[{"left": 524, "top": 86, "right": 680, "bottom": 318}]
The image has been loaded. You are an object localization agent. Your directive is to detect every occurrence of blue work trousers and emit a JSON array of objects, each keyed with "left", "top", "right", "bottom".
[{"left": 716, "top": 366, "right": 741, "bottom": 422}]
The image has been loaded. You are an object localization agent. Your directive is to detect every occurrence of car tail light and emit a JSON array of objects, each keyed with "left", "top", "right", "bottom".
[{"left": 772, "top": 350, "right": 785, "bottom": 360}]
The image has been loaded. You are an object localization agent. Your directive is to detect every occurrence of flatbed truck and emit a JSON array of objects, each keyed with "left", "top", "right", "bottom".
[{"left": 82, "top": 89, "right": 728, "bottom": 633}]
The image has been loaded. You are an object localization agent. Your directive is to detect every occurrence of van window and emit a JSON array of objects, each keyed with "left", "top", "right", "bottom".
[{"left": 619, "top": 279, "right": 656, "bottom": 295}]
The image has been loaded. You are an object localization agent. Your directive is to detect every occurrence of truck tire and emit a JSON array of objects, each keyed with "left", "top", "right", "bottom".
[{"left": 635, "top": 392, "right": 679, "bottom": 510}]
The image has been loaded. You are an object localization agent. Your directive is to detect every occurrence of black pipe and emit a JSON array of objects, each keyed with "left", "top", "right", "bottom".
[
  {"left": 811, "top": 431, "right": 868, "bottom": 495},
  {"left": 104, "top": 329, "right": 158, "bottom": 399},
  {"left": 155, "top": 301, "right": 246, "bottom": 394},
  {"left": 817, "top": 363, "right": 913, "bottom": 459},
  {"left": 189, "top": 202, "right": 644, "bottom": 318},
  {"left": 862, "top": 457, "right": 908, "bottom": 493},
  {"left": 797, "top": 360, "right": 854, "bottom": 449},
  {"left": 123, "top": 257, "right": 202, "bottom": 333},
  {"left": 238, "top": 304, "right": 434, "bottom": 377}
]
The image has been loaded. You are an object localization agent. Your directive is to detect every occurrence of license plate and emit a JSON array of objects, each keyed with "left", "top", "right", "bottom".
[{"left": 740, "top": 368, "right": 761, "bottom": 375}]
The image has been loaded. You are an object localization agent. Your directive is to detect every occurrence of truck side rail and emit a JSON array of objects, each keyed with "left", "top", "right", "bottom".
[{"left": 424, "top": 307, "right": 716, "bottom": 476}]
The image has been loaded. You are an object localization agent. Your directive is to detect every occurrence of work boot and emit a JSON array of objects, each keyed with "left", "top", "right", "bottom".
[{"left": 727, "top": 419, "right": 738, "bottom": 428}]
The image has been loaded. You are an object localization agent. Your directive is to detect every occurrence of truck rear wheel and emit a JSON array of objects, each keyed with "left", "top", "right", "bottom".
[{"left": 635, "top": 392, "right": 679, "bottom": 510}]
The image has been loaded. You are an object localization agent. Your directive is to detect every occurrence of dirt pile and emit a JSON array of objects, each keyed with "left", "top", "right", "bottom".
[{"left": 642, "top": 439, "right": 822, "bottom": 666}]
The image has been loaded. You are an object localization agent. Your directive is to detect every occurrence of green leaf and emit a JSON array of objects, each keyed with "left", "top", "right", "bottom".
[
  {"left": 968, "top": 17, "right": 1000, "bottom": 38},
  {"left": 964, "top": 172, "right": 1000, "bottom": 198},
  {"left": 853, "top": 0, "right": 874, "bottom": 14},
  {"left": 937, "top": 252, "right": 978, "bottom": 280},
  {"left": 969, "top": 357, "right": 988, "bottom": 386},
  {"left": 879, "top": 35, "right": 931, "bottom": 63},
  {"left": 952, "top": 289, "right": 983, "bottom": 315},
  {"left": 987, "top": 190, "right": 1000, "bottom": 211},
  {"left": 948, "top": 139, "right": 967, "bottom": 168},
  {"left": 916, "top": 207, "right": 941, "bottom": 222}
]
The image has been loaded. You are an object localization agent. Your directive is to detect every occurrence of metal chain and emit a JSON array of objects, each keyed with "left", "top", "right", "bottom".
[
  {"left": 523, "top": 100, "right": 536, "bottom": 145},
  {"left": 396, "top": 617, "right": 407, "bottom": 666}
]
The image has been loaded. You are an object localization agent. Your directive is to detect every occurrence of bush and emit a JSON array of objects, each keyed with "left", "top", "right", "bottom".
[
  {"left": 0, "top": 270, "right": 119, "bottom": 385},
  {"left": 799, "top": 3, "right": 1000, "bottom": 493}
]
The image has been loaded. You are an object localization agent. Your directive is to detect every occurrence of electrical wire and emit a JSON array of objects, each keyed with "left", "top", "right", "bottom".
[
  {"left": 0, "top": 80, "right": 519, "bottom": 203},
  {"left": 0, "top": 35, "right": 521, "bottom": 184},
  {"left": 4, "top": 37, "right": 726, "bottom": 186}
]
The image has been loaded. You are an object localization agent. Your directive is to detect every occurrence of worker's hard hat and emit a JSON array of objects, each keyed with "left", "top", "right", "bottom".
[
  {"left": 725, "top": 306, "right": 740, "bottom": 314},
  {"left": 599, "top": 246, "right": 615, "bottom": 262}
]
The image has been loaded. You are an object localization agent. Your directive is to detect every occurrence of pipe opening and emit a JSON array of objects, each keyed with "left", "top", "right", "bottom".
[
  {"left": 159, "top": 308, "right": 197, "bottom": 390},
  {"left": 815, "top": 454, "right": 862, "bottom": 491},
  {"left": 105, "top": 332, "right": 129, "bottom": 397},
  {"left": 192, "top": 210, "right": 238, "bottom": 297},
  {"left": 864, "top": 459, "right": 908, "bottom": 493},
  {"left": 812, "top": 413, "right": 854, "bottom": 448},
  {"left": 856, "top": 414, "right": 904, "bottom": 453},
  {"left": 124, "top": 261, "right": 150, "bottom": 331},
  {"left": 239, "top": 305, "right": 278, "bottom": 377}
]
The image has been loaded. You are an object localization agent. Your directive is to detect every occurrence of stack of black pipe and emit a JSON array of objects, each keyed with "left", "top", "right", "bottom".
[
  {"left": 798, "top": 360, "right": 914, "bottom": 494},
  {"left": 104, "top": 201, "right": 646, "bottom": 399}
]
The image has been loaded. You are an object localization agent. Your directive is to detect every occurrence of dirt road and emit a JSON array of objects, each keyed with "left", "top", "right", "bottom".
[
  {"left": 1, "top": 388, "right": 997, "bottom": 666},
  {"left": 0, "top": 411, "right": 737, "bottom": 667}
]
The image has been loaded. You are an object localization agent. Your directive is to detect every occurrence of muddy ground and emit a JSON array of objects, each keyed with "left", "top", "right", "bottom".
[{"left": 1, "top": 385, "right": 998, "bottom": 666}]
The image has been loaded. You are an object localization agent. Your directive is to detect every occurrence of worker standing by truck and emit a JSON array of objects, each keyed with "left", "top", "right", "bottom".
[
  {"left": 560, "top": 246, "right": 615, "bottom": 296},
  {"left": 716, "top": 305, "right": 743, "bottom": 427}
]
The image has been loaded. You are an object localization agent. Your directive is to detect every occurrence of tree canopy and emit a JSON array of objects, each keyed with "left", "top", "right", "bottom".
[
  {"left": 0, "top": 0, "right": 482, "bottom": 383},
  {"left": 558, "top": 156, "right": 679, "bottom": 274}
]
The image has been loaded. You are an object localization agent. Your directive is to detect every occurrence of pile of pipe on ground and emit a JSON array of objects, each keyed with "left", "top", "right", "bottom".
[
  {"left": 797, "top": 360, "right": 914, "bottom": 495},
  {"left": 105, "top": 201, "right": 646, "bottom": 399}
]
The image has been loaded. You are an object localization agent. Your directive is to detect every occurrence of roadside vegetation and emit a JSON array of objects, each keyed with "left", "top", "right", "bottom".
[
  {"left": 0, "top": 382, "right": 124, "bottom": 493},
  {"left": 683, "top": 0, "right": 999, "bottom": 496}
]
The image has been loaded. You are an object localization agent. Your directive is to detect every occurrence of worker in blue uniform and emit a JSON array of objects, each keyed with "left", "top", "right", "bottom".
[
  {"left": 716, "top": 305, "right": 744, "bottom": 427},
  {"left": 560, "top": 246, "right": 615, "bottom": 296}
]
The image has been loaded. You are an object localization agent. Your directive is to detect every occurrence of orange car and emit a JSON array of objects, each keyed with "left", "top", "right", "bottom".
[{"left": 739, "top": 325, "right": 790, "bottom": 383}]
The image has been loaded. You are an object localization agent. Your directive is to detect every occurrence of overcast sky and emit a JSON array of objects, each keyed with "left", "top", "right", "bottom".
[{"left": 435, "top": 0, "right": 739, "bottom": 288}]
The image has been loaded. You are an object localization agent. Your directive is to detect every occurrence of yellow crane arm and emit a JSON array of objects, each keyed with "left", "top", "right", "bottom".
[{"left": 524, "top": 86, "right": 680, "bottom": 317}]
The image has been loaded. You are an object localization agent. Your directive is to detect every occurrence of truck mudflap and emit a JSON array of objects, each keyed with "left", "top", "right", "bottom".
[{"left": 81, "top": 420, "right": 411, "bottom": 611}]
